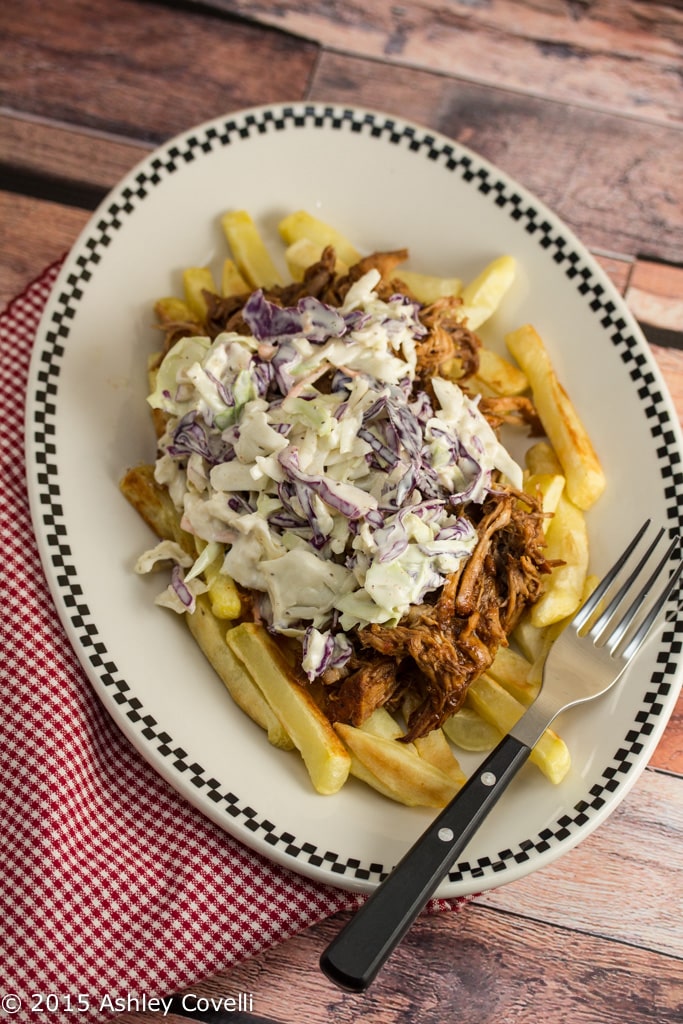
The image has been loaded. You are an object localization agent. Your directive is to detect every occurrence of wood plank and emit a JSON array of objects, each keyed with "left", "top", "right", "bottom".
[
  {"left": 197, "top": 0, "right": 683, "bottom": 124},
  {"left": 0, "top": 113, "right": 150, "bottom": 196},
  {"left": 307, "top": 51, "right": 683, "bottom": 265},
  {"left": 475, "top": 768, "right": 683, "bottom": 958},
  {"left": 0, "top": 0, "right": 318, "bottom": 146},
  {"left": 0, "top": 192, "right": 89, "bottom": 310},
  {"left": 649, "top": 691, "right": 683, "bottom": 775},
  {"left": 593, "top": 253, "right": 633, "bottom": 297},
  {"left": 650, "top": 344, "right": 683, "bottom": 428},
  {"left": 627, "top": 259, "right": 683, "bottom": 335},
  {"left": 113, "top": 900, "right": 683, "bottom": 1024}
]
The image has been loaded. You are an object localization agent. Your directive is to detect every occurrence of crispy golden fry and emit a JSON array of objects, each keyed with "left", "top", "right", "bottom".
[
  {"left": 414, "top": 729, "right": 468, "bottom": 786},
  {"left": 359, "top": 707, "right": 405, "bottom": 741},
  {"left": 221, "top": 210, "right": 283, "bottom": 289},
  {"left": 487, "top": 645, "right": 539, "bottom": 706},
  {"left": 458, "top": 255, "right": 516, "bottom": 329},
  {"left": 467, "top": 675, "right": 570, "bottom": 783},
  {"left": 471, "top": 347, "right": 529, "bottom": 396},
  {"left": 443, "top": 706, "right": 501, "bottom": 752},
  {"left": 145, "top": 355, "right": 168, "bottom": 438},
  {"left": 119, "top": 472, "right": 270, "bottom": 741},
  {"left": 527, "top": 573, "right": 600, "bottom": 686},
  {"left": 183, "top": 267, "right": 217, "bottom": 320},
  {"left": 400, "top": 691, "right": 467, "bottom": 784},
  {"left": 511, "top": 609, "right": 548, "bottom": 664},
  {"left": 226, "top": 623, "right": 350, "bottom": 795},
  {"left": 187, "top": 596, "right": 293, "bottom": 750},
  {"left": 522, "top": 471, "right": 566, "bottom": 532},
  {"left": 154, "top": 295, "right": 199, "bottom": 329},
  {"left": 285, "top": 238, "right": 349, "bottom": 282},
  {"left": 204, "top": 563, "right": 242, "bottom": 620},
  {"left": 531, "top": 491, "right": 589, "bottom": 628},
  {"left": 506, "top": 324, "right": 606, "bottom": 509},
  {"left": 119, "top": 464, "right": 194, "bottom": 556},
  {"left": 278, "top": 210, "right": 361, "bottom": 267},
  {"left": 335, "top": 723, "right": 462, "bottom": 808},
  {"left": 221, "top": 257, "right": 249, "bottom": 297},
  {"left": 121, "top": 466, "right": 242, "bottom": 616},
  {"left": 147, "top": 351, "right": 161, "bottom": 389},
  {"left": 525, "top": 440, "right": 562, "bottom": 476},
  {"left": 395, "top": 269, "right": 462, "bottom": 304}
]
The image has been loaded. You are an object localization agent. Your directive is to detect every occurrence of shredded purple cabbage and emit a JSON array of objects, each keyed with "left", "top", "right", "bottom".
[
  {"left": 278, "top": 447, "right": 379, "bottom": 523},
  {"left": 171, "top": 565, "right": 195, "bottom": 610},
  {"left": 243, "top": 290, "right": 347, "bottom": 344},
  {"left": 168, "top": 411, "right": 231, "bottom": 464},
  {"left": 302, "top": 628, "right": 353, "bottom": 681},
  {"left": 358, "top": 427, "right": 401, "bottom": 470}
]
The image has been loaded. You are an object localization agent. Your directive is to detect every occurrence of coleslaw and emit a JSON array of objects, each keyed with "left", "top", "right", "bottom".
[{"left": 142, "top": 268, "right": 523, "bottom": 680}]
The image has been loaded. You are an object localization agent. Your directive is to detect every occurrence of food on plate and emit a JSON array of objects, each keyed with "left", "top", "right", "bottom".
[
  {"left": 506, "top": 324, "right": 606, "bottom": 510},
  {"left": 226, "top": 622, "right": 351, "bottom": 795},
  {"left": 121, "top": 210, "right": 603, "bottom": 804}
]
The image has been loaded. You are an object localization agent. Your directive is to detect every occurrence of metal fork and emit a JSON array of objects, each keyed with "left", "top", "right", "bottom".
[{"left": 320, "top": 520, "right": 682, "bottom": 992}]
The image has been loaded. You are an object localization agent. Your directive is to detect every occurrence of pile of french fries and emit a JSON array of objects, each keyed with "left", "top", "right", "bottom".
[{"left": 121, "top": 209, "right": 606, "bottom": 808}]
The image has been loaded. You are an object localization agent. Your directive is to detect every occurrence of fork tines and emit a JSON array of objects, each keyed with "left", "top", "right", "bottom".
[{"left": 573, "top": 520, "right": 683, "bottom": 659}]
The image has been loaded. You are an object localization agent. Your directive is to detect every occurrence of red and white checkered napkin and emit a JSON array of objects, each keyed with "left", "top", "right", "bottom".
[{"left": 0, "top": 262, "right": 466, "bottom": 1020}]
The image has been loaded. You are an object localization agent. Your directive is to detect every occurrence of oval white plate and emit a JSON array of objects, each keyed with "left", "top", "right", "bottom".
[{"left": 25, "top": 102, "right": 683, "bottom": 897}]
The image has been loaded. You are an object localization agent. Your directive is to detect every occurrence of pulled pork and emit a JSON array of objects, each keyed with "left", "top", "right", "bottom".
[
  {"left": 155, "top": 246, "right": 482, "bottom": 382},
  {"left": 322, "top": 489, "right": 551, "bottom": 741}
]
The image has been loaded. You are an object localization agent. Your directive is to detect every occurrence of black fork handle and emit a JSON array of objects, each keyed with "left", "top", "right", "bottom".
[{"left": 320, "top": 733, "right": 531, "bottom": 992}]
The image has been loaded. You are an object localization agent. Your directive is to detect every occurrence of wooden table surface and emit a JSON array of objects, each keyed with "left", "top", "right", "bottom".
[{"left": 2, "top": 2, "right": 682, "bottom": 1021}]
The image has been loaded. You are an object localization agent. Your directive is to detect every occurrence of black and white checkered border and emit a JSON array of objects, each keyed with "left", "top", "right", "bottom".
[{"left": 30, "top": 104, "right": 683, "bottom": 886}]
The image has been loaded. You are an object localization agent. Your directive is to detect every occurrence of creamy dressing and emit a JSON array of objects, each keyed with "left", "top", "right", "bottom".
[{"left": 139, "top": 271, "right": 523, "bottom": 679}]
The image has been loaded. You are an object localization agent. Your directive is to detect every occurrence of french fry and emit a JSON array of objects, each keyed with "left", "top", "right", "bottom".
[
  {"left": 285, "top": 238, "right": 349, "bottom": 282},
  {"left": 530, "top": 491, "right": 589, "bottom": 628},
  {"left": 443, "top": 706, "right": 501, "bottom": 752},
  {"left": 226, "top": 623, "right": 350, "bottom": 795},
  {"left": 335, "top": 723, "right": 461, "bottom": 807},
  {"left": 154, "top": 295, "right": 199, "bottom": 329},
  {"left": 183, "top": 267, "right": 216, "bottom": 321},
  {"left": 522, "top": 472, "right": 566, "bottom": 531},
  {"left": 413, "top": 729, "right": 467, "bottom": 786},
  {"left": 119, "top": 473, "right": 278, "bottom": 743},
  {"left": 527, "top": 573, "right": 600, "bottom": 686},
  {"left": 506, "top": 324, "right": 606, "bottom": 509},
  {"left": 204, "top": 562, "right": 242, "bottom": 620},
  {"left": 395, "top": 269, "right": 462, "bottom": 304},
  {"left": 221, "top": 210, "right": 283, "bottom": 289},
  {"left": 146, "top": 355, "right": 168, "bottom": 439},
  {"left": 525, "top": 440, "right": 562, "bottom": 476},
  {"left": 487, "top": 646, "right": 539, "bottom": 706},
  {"left": 187, "top": 597, "right": 293, "bottom": 750},
  {"left": 458, "top": 255, "right": 516, "bottom": 329},
  {"left": 359, "top": 707, "right": 405, "bottom": 741},
  {"left": 221, "top": 257, "right": 249, "bottom": 297},
  {"left": 278, "top": 210, "right": 361, "bottom": 267},
  {"left": 399, "top": 691, "right": 467, "bottom": 784},
  {"left": 121, "top": 470, "right": 243, "bottom": 619},
  {"left": 467, "top": 674, "right": 570, "bottom": 784},
  {"left": 472, "top": 347, "right": 529, "bottom": 396},
  {"left": 512, "top": 609, "right": 549, "bottom": 664},
  {"left": 119, "top": 464, "right": 195, "bottom": 556}
]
